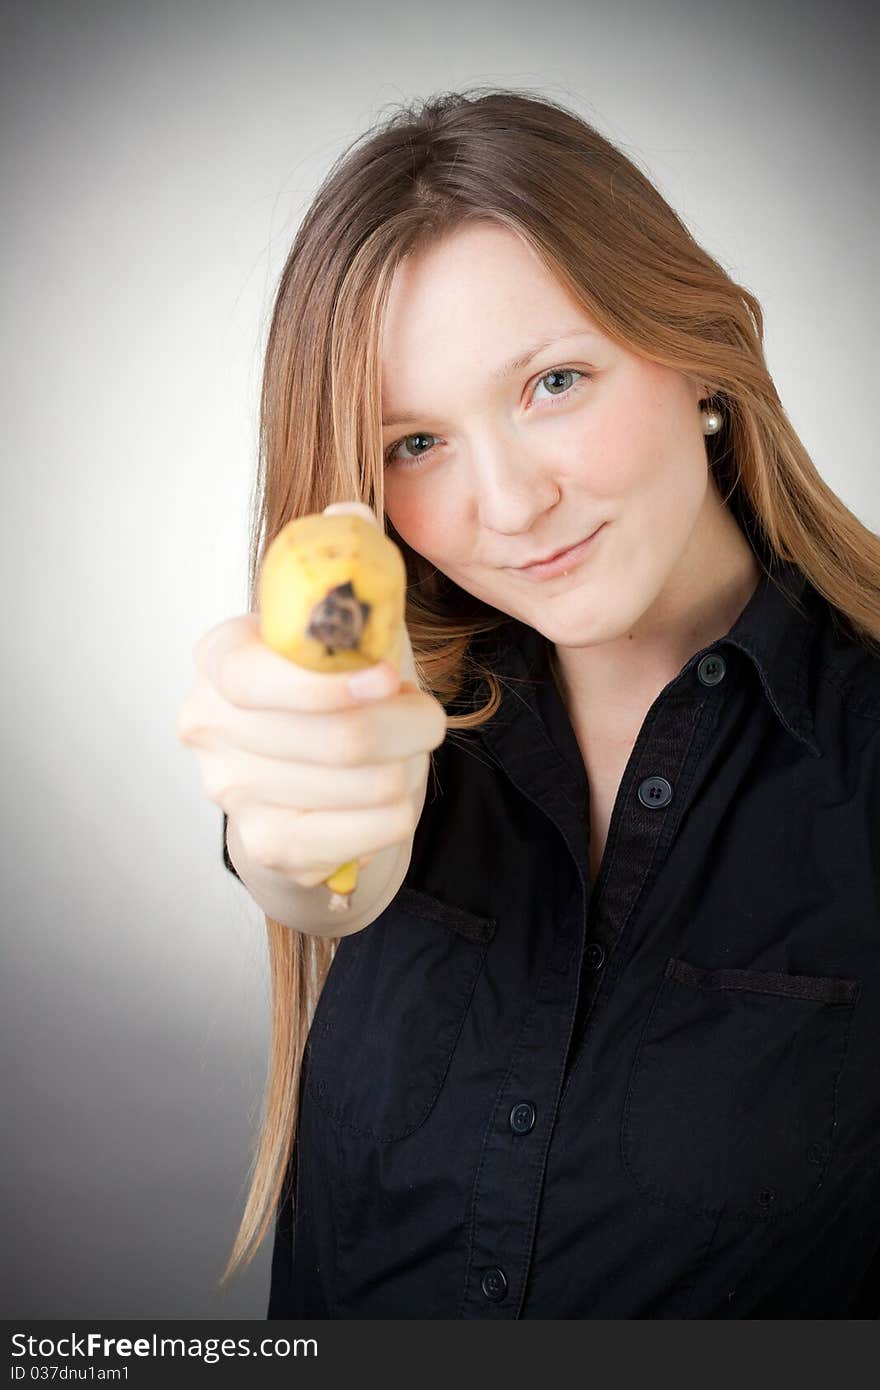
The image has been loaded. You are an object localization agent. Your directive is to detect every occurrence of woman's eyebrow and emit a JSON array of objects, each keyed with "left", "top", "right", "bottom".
[{"left": 381, "top": 328, "right": 601, "bottom": 429}]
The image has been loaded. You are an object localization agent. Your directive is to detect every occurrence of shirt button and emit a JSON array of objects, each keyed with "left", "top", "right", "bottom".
[
  {"left": 697, "top": 651, "right": 727, "bottom": 686},
  {"left": 509, "top": 1101, "right": 536, "bottom": 1134},
  {"left": 637, "top": 775, "right": 673, "bottom": 808},
  {"left": 585, "top": 940, "right": 606, "bottom": 970},
  {"left": 481, "top": 1266, "right": 508, "bottom": 1302}
]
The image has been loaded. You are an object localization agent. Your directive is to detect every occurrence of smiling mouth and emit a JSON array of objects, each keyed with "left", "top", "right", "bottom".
[
  {"left": 518, "top": 539, "right": 586, "bottom": 568},
  {"left": 513, "top": 525, "right": 604, "bottom": 569},
  {"left": 505, "top": 523, "right": 607, "bottom": 580}
]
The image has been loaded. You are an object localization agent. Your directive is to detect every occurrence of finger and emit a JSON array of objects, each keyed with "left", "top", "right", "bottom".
[
  {"left": 252, "top": 801, "right": 417, "bottom": 876},
  {"left": 209, "top": 747, "right": 414, "bottom": 812},
  {"left": 202, "top": 614, "right": 402, "bottom": 713},
  {"left": 289, "top": 849, "right": 383, "bottom": 890},
  {"left": 193, "top": 613, "right": 258, "bottom": 673},
  {"left": 322, "top": 499, "right": 381, "bottom": 525},
  {"left": 396, "top": 616, "right": 420, "bottom": 692},
  {"left": 220, "top": 691, "right": 447, "bottom": 765}
]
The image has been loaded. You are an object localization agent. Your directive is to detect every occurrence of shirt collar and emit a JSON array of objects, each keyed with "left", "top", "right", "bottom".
[
  {"left": 467, "top": 556, "right": 822, "bottom": 759},
  {"left": 715, "top": 559, "right": 822, "bottom": 757}
]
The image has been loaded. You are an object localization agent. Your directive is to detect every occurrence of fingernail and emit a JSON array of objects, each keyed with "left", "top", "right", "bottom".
[
  {"left": 324, "top": 501, "right": 376, "bottom": 522},
  {"left": 348, "top": 666, "right": 392, "bottom": 700}
]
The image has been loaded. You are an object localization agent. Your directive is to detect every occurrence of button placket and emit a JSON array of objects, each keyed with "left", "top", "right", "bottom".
[
  {"left": 458, "top": 920, "right": 581, "bottom": 1318},
  {"left": 561, "top": 665, "right": 719, "bottom": 1107}
]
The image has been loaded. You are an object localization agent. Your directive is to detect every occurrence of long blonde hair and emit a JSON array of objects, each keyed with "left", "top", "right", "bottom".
[{"left": 218, "top": 85, "right": 880, "bottom": 1286}]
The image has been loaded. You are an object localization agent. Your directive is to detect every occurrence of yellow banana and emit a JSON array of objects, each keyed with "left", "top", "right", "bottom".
[{"left": 258, "top": 509, "right": 407, "bottom": 914}]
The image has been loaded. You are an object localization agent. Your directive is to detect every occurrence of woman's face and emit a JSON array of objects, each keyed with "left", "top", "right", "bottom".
[{"left": 379, "top": 221, "right": 714, "bottom": 649}]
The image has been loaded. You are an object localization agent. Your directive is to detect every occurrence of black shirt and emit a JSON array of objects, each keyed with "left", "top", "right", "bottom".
[{"left": 225, "top": 559, "right": 880, "bottom": 1317}]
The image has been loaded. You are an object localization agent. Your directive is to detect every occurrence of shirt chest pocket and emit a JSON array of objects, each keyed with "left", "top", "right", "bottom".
[
  {"left": 304, "top": 885, "right": 497, "bottom": 1143},
  {"left": 621, "top": 957, "right": 861, "bottom": 1222}
]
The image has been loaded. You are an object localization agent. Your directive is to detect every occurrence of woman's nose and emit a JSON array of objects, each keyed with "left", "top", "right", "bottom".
[{"left": 472, "top": 436, "right": 561, "bottom": 532}]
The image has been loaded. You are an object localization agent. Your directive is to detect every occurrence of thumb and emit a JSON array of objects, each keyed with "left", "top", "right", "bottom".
[
  {"left": 323, "top": 500, "right": 380, "bottom": 526},
  {"left": 396, "top": 617, "right": 420, "bottom": 692}
]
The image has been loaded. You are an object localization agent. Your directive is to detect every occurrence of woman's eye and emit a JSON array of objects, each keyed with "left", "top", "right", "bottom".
[
  {"left": 383, "top": 367, "right": 588, "bottom": 469},
  {"left": 384, "top": 432, "right": 439, "bottom": 467},
  {"left": 532, "top": 367, "right": 586, "bottom": 401}
]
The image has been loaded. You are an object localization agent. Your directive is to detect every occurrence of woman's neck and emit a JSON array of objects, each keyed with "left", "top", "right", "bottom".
[{"left": 549, "top": 498, "right": 762, "bottom": 734}]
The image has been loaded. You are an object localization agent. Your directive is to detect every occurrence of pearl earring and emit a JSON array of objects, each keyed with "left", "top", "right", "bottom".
[{"left": 701, "top": 406, "right": 724, "bottom": 435}]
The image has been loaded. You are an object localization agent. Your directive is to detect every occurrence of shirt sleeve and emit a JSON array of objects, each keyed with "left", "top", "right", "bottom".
[{"left": 222, "top": 811, "right": 242, "bottom": 882}]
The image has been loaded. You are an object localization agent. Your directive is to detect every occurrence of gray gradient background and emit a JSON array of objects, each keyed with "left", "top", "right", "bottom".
[{"left": 1, "top": 0, "right": 876, "bottom": 1320}]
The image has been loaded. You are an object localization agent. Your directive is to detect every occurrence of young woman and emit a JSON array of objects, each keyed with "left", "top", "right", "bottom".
[{"left": 179, "top": 88, "right": 880, "bottom": 1317}]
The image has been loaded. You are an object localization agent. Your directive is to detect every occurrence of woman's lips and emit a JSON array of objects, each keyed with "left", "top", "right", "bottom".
[{"left": 509, "top": 523, "right": 606, "bottom": 580}]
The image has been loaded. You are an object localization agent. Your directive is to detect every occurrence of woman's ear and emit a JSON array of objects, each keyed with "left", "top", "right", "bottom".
[{"left": 685, "top": 373, "right": 718, "bottom": 406}]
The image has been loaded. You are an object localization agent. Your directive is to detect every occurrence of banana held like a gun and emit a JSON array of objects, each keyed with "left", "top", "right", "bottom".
[{"left": 258, "top": 510, "right": 407, "bottom": 914}]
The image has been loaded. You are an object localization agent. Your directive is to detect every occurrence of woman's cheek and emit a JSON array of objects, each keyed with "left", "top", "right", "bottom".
[{"left": 385, "top": 489, "right": 447, "bottom": 558}]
